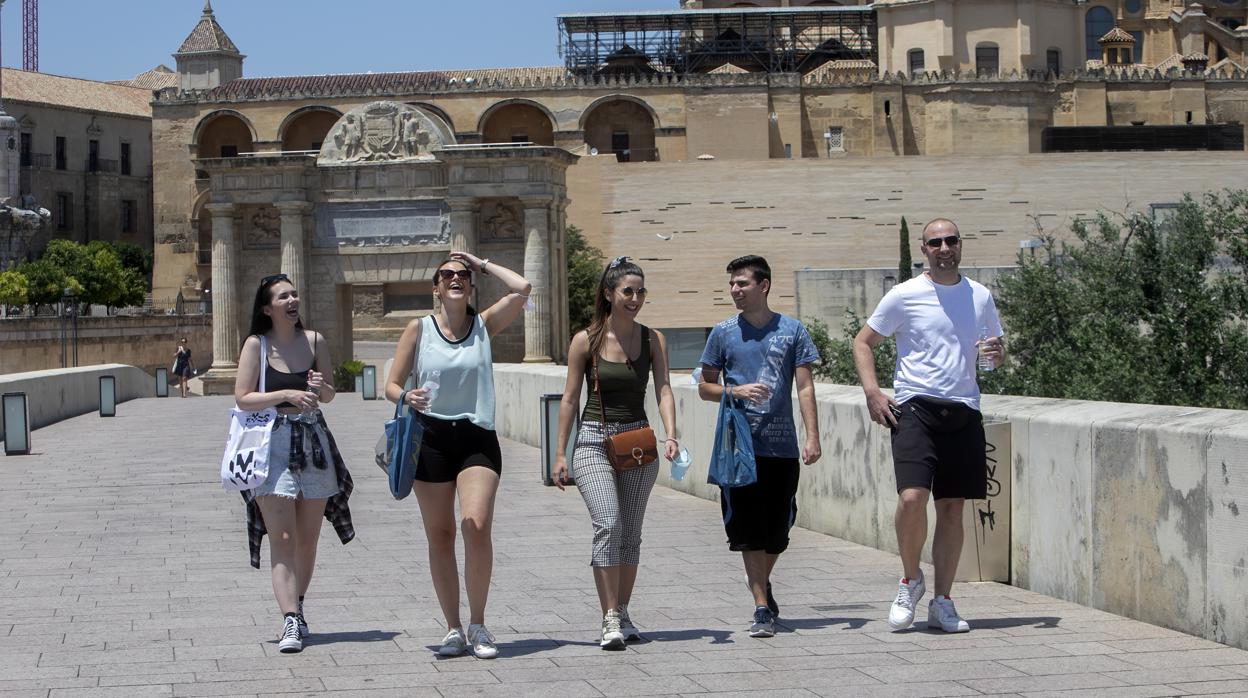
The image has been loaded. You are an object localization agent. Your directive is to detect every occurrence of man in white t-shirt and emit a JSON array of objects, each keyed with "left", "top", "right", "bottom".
[{"left": 852, "top": 218, "right": 1004, "bottom": 634}]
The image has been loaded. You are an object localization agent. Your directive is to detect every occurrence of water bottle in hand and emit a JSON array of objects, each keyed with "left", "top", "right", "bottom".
[
  {"left": 690, "top": 366, "right": 703, "bottom": 385},
  {"left": 977, "top": 326, "right": 994, "bottom": 372},
  {"left": 420, "top": 369, "right": 441, "bottom": 412}
]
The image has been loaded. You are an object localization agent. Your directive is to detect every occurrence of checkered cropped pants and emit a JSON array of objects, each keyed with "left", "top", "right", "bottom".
[{"left": 573, "top": 420, "right": 660, "bottom": 567}]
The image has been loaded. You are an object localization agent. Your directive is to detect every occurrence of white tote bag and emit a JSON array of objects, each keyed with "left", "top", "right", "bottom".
[{"left": 220, "top": 336, "right": 278, "bottom": 491}]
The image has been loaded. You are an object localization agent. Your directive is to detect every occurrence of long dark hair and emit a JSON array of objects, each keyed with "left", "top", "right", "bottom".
[
  {"left": 585, "top": 256, "right": 645, "bottom": 364},
  {"left": 246, "top": 274, "right": 303, "bottom": 341}
]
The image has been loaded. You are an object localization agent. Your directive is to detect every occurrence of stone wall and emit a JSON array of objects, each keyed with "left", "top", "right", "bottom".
[
  {"left": 0, "top": 315, "right": 212, "bottom": 376},
  {"left": 492, "top": 363, "right": 1248, "bottom": 650},
  {"left": 0, "top": 364, "right": 161, "bottom": 443}
]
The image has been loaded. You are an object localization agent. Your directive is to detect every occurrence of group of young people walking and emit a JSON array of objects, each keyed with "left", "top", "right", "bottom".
[{"left": 231, "top": 216, "right": 1003, "bottom": 656}]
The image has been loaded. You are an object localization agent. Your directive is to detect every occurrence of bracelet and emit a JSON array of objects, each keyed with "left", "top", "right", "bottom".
[
  {"left": 480, "top": 258, "right": 490, "bottom": 275},
  {"left": 664, "top": 438, "right": 679, "bottom": 444}
]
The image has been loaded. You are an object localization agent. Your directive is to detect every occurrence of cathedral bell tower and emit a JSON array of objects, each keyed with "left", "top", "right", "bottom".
[{"left": 173, "top": 0, "right": 244, "bottom": 92}]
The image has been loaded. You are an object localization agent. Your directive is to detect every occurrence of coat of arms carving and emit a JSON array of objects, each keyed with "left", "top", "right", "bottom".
[{"left": 319, "top": 101, "right": 452, "bottom": 165}]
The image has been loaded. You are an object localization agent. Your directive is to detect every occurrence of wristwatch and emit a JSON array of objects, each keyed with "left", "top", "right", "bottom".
[{"left": 480, "top": 258, "right": 491, "bottom": 275}]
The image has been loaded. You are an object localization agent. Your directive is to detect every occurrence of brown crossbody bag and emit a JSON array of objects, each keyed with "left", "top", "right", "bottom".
[{"left": 591, "top": 333, "right": 658, "bottom": 473}]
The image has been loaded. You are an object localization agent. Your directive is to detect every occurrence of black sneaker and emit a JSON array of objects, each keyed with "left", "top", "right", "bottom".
[
  {"left": 748, "top": 606, "right": 775, "bottom": 638},
  {"left": 766, "top": 582, "right": 779, "bottom": 618}
]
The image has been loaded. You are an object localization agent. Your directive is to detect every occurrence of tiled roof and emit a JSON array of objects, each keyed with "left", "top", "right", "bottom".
[
  {"left": 1098, "top": 26, "right": 1136, "bottom": 44},
  {"left": 202, "top": 66, "right": 569, "bottom": 100},
  {"left": 177, "top": 2, "right": 240, "bottom": 55},
  {"left": 1, "top": 68, "right": 153, "bottom": 118},
  {"left": 804, "top": 59, "right": 877, "bottom": 81},
  {"left": 112, "top": 64, "right": 178, "bottom": 91}
]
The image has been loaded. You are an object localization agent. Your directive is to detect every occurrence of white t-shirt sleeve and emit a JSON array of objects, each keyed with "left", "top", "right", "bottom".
[
  {"left": 866, "top": 288, "right": 904, "bottom": 338},
  {"left": 983, "top": 292, "right": 1004, "bottom": 338}
]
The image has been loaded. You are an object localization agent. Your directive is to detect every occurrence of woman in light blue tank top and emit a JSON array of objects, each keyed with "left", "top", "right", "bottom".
[{"left": 384, "top": 251, "right": 530, "bottom": 660}]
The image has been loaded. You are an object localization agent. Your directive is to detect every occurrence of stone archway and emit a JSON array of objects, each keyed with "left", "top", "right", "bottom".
[
  {"left": 479, "top": 100, "right": 556, "bottom": 145},
  {"left": 582, "top": 98, "right": 658, "bottom": 162},
  {"left": 195, "top": 110, "right": 255, "bottom": 158},
  {"left": 279, "top": 107, "right": 342, "bottom": 152}
]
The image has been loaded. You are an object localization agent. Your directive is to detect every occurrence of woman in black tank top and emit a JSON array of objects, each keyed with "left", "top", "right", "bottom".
[
  {"left": 553, "top": 257, "right": 678, "bottom": 650},
  {"left": 231, "top": 274, "right": 355, "bottom": 654}
]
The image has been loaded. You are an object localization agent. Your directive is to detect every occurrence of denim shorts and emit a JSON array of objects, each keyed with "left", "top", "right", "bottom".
[{"left": 252, "top": 411, "right": 340, "bottom": 500}]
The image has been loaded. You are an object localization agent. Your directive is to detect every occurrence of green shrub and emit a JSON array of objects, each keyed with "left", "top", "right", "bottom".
[{"left": 333, "top": 359, "right": 365, "bottom": 392}]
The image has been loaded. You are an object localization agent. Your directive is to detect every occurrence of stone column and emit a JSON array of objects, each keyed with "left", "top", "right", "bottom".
[
  {"left": 447, "top": 197, "right": 478, "bottom": 254},
  {"left": 276, "top": 201, "right": 312, "bottom": 318},
  {"left": 203, "top": 203, "right": 239, "bottom": 391},
  {"left": 553, "top": 202, "right": 570, "bottom": 363},
  {"left": 522, "top": 197, "right": 553, "bottom": 363}
]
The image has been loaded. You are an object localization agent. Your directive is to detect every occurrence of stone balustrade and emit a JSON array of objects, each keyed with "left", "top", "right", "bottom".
[{"left": 491, "top": 362, "right": 1248, "bottom": 650}]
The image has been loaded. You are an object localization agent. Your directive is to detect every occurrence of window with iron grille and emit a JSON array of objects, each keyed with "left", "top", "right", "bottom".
[
  {"left": 826, "top": 126, "right": 844, "bottom": 153},
  {"left": 908, "top": 49, "right": 925, "bottom": 76},
  {"left": 1047, "top": 49, "right": 1061, "bottom": 74},
  {"left": 56, "top": 192, "right": 72, "bottom": 230},
  {"left": 976, "top": 43, "right": 999, "bottom": 76}
]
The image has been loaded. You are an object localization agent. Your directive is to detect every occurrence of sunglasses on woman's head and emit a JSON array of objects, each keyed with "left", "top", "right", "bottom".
[
  {"left": 260, "top": 273, "right": 290, "bottom": 285},
  {"left": 437, "top": 268, "right": 472, "bottom": 281}
]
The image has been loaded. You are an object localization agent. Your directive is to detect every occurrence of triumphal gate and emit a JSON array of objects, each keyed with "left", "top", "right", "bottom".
[{"left": 196, "top": 101, "right": 575, "bottom": 393}]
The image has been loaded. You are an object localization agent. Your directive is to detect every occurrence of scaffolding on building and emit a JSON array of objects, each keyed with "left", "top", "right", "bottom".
[{"left": 557, "top": 6, "right": 878, "bottom": 77}]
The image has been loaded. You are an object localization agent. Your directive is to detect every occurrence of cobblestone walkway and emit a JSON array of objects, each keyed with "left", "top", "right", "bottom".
[{"left": 3, "top": 395, "right": 1248, "bottom": 697}]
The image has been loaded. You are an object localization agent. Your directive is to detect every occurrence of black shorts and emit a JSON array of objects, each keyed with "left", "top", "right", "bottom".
[
  {"left": 721, "top": 456, "right": 800, "bottom": 555},
  {"left": 891, "top": 396, "right": 987, "bottom": 500},
  {"left": 415, "top": 415, "right": 503, "bottom": 483}
]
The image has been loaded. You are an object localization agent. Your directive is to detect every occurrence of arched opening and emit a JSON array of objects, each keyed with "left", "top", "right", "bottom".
[
  {"left": 407, "top": 103, "right": 455, "bottom": 134},
  {"left": 582, "top": 98, "right": 658, "bottom": 163},
  {"left": 480, "top": 102, "right": 555, "bottom": 145},
  {"left": 280, "top": 108, "right": 341, "bottom": 152},
  {"left": 196, "top": 112, "right": 254, "bottom": 158},
  {"left": 1085, "top": 6, "right": 1114, "bottom": 60}
]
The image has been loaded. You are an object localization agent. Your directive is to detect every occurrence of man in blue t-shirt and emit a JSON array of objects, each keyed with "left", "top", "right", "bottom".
[{"left": 698, "top": 255, "right": 821, "bottom": 639}]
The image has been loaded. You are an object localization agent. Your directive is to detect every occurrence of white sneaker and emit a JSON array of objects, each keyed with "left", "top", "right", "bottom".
[
  {"left": 467, "top": 623, "right": 498, "bottom": 659},
  {"left": 438, "top": 627, "right": 468, "bottom": 657},
  {"left": 888, "top": 571, "right": 926, "bottom": 630},
  {"left": 617, "top": 605, "right": 642, "bottom": 642},
  {"left": 928, "top": 596, "right": 970, "bottom": 633},
  {"left": 277, "top": 615, "right": 303, "bottom": 653},
  {"left": 600, "top": 609, "right": 626, "bottom": 650}
]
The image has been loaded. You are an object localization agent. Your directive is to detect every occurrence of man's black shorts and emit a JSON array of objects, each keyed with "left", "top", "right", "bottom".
[
  {"left": 891, "top": 396, "right": 986, "bottom": 500},
  {"left": 720, "top": 456, "right": 800, "bottom": 555}
]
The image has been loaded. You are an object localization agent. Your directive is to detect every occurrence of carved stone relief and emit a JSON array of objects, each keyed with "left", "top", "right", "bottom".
[
  {"left": 480, "top": 200, "right": 524, "bottom": 241},
  {"left": 318, "top": 101, "right": 455, "bottom": 165},
  {"left": 244, "top": 205, "right": 280, "bottom": 249}
]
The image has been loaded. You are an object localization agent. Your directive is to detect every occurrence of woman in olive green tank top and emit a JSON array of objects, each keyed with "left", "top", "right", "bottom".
[{"left": 554, "top": 257, "right": 678, "bottom": 650}]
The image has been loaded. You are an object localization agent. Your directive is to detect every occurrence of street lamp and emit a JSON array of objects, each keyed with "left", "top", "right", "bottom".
[{"left": 61, "top": 288, "right": 78, "bottom": 367}]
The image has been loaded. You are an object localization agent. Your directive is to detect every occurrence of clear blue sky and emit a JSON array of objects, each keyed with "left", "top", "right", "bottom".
[{"left": 0, "top": 0, "right": 676, "bottom": 82}]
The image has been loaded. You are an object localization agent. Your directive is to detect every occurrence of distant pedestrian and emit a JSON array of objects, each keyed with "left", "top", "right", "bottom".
[
  {"left": 384, "top": 251, "right": 530, "bottom": 660},
  {"left": 173, "top": 337, "right": 195, "bottom": 398},
  {"left": 697, "top": 255, "right": 821, "bottom": 639},
  {"left": 853, "top": 218, "right": 1004, "bottom": 633},
  {"left": 234, "top": 273, "right": 354, "bottom": 654},
  {"left": 553, "top": 257, "right": 678, "bottom": 650}
]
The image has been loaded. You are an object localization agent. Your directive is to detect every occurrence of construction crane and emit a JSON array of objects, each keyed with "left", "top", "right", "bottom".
[{"left": 22, "top": 0, "right": 36, "bottom": 72}]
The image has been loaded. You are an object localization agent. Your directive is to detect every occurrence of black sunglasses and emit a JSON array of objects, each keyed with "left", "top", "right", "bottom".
[
  {"left": 925, "top": 235, "right": 961, "bottom": 249},
  {"left": 437, "top": 268, "right": 472, "bottom": 281},
  {"left": 260, "top": 273, "right": 290, "bottom": 286}
]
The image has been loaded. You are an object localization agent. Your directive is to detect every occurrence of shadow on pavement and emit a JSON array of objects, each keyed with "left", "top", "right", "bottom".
[{"left": 778, "top": 616, "right": 871, "bottom": 631}]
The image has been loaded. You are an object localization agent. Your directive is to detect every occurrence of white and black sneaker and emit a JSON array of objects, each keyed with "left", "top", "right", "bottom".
[
  {"left": 600, "top": 609, "right": 626, "bottom": 650},
  {"left": 617, "top": 604, "right": 643, "bottom": 642},
  {"left": 748, "top": 606, "right": 776, "bottom": 638},
  {"left": 296, "top": 599, "right": 309, "bottom": 637},
  {"left": 277, "top": 615, "right": 303, "bottom": 653}
]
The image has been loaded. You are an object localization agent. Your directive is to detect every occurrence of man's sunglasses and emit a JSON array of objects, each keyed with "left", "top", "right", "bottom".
[
  {"left": 618, "top": 286, "right": 647, "bottom": 299},
  {"left": 925, "top": 235, "right": 961, "bottom": 249},
  {"left": 260, "top": 273, "right": 290, "bottom": 286},
  {"left": 437, "top": 269, "right": 473, "bottom": 281}
]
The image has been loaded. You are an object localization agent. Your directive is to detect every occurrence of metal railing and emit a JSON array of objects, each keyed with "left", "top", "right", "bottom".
[{"left": 21, "top": 152, "right": 51, "bottom": 168}]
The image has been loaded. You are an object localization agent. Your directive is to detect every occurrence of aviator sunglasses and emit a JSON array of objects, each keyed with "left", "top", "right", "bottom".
[
  {"left": 925, "top": 235, "right": 961, "bottom": 249},
  {"left": 618, "top": 286, "right": 647, "bottom": 299}
]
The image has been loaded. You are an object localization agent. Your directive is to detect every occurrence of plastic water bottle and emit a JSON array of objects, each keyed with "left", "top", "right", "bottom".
[
  {"left": 977, "top": 326, "right": 994, "bottom": 372},
  {"left": 670, "top": 447, "right": 691, "bottom": 482},
  {"left": 690, "top": 366, "right": 703, "bottom": 385},
  {"left": 420, "top": 369, "right": 441, "bottom": 412}
]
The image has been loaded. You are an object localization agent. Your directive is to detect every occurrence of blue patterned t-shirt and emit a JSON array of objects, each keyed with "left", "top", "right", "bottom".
[{"left": 699, "top": 313, "right": 820, "bottom": 458}]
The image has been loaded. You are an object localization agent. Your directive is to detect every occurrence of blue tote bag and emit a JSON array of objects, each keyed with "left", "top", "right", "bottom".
[
  {"left": 707, "top": 388, "right": 757, "bottom": 488},
  {"left": 374, "top": 391, "right": 424, "bottom": 500}
]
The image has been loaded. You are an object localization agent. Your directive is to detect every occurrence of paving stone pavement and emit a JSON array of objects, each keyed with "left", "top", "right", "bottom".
[{"left": 4, "top": 394, "right": 1248, "bottom": 697}]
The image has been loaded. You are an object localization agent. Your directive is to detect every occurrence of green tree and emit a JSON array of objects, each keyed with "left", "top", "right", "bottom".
[
  {"left": 18, "top": 259, "right": 80, "bottom": 306},
  {"left": 566, "top": 225, "right": 605, "bottom": 335},
  {"left": 108, "top": 241, "right": 153, "bottom": 277},
  {"left": 898, "top": 216, "right": 913, "bottom": 282},
  {"left": 992, "top": 193, "right": 1248, "bottom": 409},
  {"left": 804, "top": 311, "right": 895, "bottom": 387},
  {"left": 0, "top": 270, "right": 29, "bottom": 308}
]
